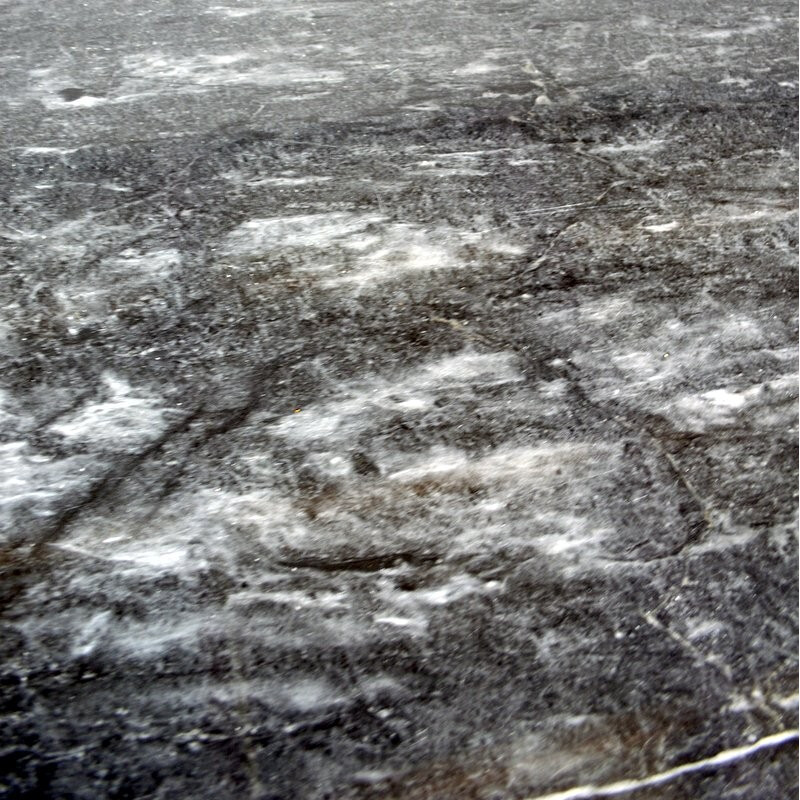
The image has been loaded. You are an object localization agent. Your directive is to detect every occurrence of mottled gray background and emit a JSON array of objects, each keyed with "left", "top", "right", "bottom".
[{"left": 0, "top": 1, "right": 797, "bottom": 798}]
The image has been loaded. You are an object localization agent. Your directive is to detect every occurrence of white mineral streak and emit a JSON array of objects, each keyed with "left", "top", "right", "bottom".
[{"left": 523, "top": 729, "right": 799, "bottom": 800}]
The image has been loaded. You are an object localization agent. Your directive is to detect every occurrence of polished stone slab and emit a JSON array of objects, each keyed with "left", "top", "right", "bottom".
[{"left": 0, "top": 1, "right": 797, "bottom": 798}]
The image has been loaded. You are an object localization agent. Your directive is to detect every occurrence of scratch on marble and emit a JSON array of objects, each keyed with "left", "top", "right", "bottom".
[
  {"left": 523, "top": 729, "right": 799, "bottom": 800},
  {"left": 640, "top": 610, "right": 733, "bottom": 682}
]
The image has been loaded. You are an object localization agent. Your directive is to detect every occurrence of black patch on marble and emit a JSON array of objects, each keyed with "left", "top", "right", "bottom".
[{"left": 57, "top": 87, "right": 89, "bottom": 102}]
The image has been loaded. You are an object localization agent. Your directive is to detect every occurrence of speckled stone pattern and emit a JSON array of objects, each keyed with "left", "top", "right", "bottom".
[{"left": 0, "top": 0, "right": 797, "bottom": 798}]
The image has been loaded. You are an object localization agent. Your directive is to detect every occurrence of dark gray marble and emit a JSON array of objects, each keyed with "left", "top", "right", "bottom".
[{"left": 0, "top": 1, "right": 797, "bottom": 798}]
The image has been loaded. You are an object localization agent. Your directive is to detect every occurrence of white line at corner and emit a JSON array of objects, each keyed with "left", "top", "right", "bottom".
[{"left": 524, "top": 729, "right": 799, "bottom": 800}]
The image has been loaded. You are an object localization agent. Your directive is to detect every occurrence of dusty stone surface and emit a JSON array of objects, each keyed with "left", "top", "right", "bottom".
[{"left": 0, "top": 1, "right": 797, "bottom": 798}]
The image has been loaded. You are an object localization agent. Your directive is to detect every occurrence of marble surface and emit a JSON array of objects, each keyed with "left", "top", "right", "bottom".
[{"left": 1, "top": 1, "right": 798, "bottom": 798}]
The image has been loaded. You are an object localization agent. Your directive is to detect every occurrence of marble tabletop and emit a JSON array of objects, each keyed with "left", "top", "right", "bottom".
[{"left": 0, "top": 1, "right": 797, "bottom": 798}]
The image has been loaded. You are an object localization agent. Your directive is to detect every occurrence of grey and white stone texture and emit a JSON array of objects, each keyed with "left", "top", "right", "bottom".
[{"left": 0, "top": 1, "right": 797, "bottom": 798}]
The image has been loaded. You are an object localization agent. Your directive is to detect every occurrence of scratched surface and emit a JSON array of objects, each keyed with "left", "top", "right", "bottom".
[{"left": 0, "top": 1, "right": 797, "bottom": 798}]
